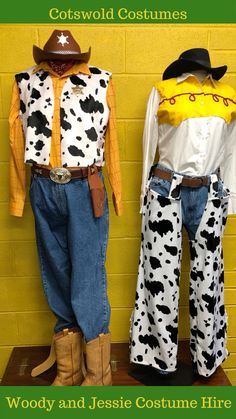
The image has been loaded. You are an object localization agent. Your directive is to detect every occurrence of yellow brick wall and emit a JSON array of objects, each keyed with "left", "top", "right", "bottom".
[{"left": 0, "top": 23, "right": 236, "bottom": 384}]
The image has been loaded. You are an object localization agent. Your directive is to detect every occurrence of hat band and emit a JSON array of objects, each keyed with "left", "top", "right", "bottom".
[{"left": 47, "top": 50, "right": 82, "bottom": 55}]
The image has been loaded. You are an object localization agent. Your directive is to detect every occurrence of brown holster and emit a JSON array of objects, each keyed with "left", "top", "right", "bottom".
[{"left": 88, "top": 166, "right": 105, "bottom": 218}]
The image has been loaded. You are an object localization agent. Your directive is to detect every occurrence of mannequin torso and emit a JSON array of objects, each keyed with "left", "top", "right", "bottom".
[{"left": 190, "top": 69, "right": 209, "bottom": 83}]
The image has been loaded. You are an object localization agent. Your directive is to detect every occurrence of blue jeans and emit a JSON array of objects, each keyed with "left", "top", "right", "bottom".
[{"left": 29, "top": 173, "right": 110, "bottom": 342}]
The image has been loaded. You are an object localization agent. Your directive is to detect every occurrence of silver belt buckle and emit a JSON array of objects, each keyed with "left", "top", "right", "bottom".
[{"left": 49, "top": 167, "right": 71, "bottom": 184}]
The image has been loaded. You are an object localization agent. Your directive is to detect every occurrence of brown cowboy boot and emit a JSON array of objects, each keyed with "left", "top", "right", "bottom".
[
  {"left": 52, "top": 328, "right": 84, "bottom": 386},
  {"left": 81, "top": 332, "right": 112, "bottom": 386}
]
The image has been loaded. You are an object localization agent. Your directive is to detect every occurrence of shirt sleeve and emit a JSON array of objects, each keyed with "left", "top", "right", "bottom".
[
  {"left": 220, "top": 119, "right": 236, "bottom": 214},
  {"left": 104, "top": 78, "right": 123, "bottom": 216},
  {"left": 9, "top": 80, "right": 26, "bottom": 217},
  {"left": 140, "top": 87, "right": 160, "bottom": 211}
]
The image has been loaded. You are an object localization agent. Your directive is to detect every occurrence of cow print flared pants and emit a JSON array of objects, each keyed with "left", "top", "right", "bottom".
[{"left": 130, "top": 168, "right": 229, "bottom": 377}]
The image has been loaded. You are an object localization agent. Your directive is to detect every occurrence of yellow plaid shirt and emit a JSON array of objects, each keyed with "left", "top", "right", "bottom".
[{"left": 9, "top": 61, "right": 122, "bottom": 216}]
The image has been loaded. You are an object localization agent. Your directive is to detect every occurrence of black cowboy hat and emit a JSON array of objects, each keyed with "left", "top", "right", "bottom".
[
  {"left": 163, "top": 48, "right": 227, "bottom": 81},
  {"left": 33, "top": 30, "right": 91, "bottom": 64}
]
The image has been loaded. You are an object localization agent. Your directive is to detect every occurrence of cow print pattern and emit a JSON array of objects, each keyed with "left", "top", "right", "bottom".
[
  {"left": 16, "top": 65, "right": 111, "bottom": 167},
  {"left": 16, "top": 68, "right": 54, "bottom": 165},
  {"left": 189, "top": 176, "right": 229, "bottom": 377},
  {"left": 130, "top": 173, "right": 229, "bottom": 377}
]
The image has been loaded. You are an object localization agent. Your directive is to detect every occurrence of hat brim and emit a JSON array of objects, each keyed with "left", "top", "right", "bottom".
[
  {"left": 33, "top": 45, "right": 91, "bottom": 65},
  {"left": 163, "top": 59, "right": 227, "bottom": 81}
]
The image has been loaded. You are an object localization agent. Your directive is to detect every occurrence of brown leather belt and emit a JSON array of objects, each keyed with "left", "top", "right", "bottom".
[
  {"left": 31, "top": 165, "right": 102, "bottom": 184},
  {"left": 153, "top": 167, "right": 209, "bottom": 188}
]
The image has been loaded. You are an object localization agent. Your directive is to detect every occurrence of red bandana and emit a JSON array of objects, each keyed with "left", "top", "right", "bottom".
[{"left": 48, "top": 60, "right": 75, "bottom": 76}]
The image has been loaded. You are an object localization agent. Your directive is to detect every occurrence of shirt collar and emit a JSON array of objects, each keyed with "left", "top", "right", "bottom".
[
  {"left": 32, "top": 61, "right": 91, "bottom": 77},
  {"left": 176, "top": 72, "right": 217, "bottom": 88}
]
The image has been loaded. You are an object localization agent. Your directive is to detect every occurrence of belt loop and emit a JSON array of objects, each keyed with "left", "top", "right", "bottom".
[{"left": 82, "top": 167, "right": 87, "bottom": 178}]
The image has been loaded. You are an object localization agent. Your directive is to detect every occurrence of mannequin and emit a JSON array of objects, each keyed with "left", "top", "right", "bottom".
[
  {"left": 9, "top": 30, "right": 122, "bottom": 386},
  {"left": 190, "top": 69, "right": 208, "bottom": 83},
  {"left": 130, "top": 48, "right": 236, "bottom": 379}
]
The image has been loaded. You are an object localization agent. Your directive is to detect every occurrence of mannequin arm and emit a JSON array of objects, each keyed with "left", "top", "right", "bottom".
[
  {"left": 220, "top": 119, "right": 236, "bottom": 214},
  {"left": 140, "top": 87, "right": 159, "bottom": 212}
]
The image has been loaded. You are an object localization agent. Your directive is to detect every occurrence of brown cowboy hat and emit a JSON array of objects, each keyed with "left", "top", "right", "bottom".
[
  {"left": 33, "top": 30, "right": 91, "bottom": 64},
  {"left": 163, "top": 48, "right": 227, "bottom": 81}
]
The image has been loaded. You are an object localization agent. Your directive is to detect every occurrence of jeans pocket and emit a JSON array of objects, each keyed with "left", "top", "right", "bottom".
[{"left": 149, "top": 175, "right": 171, "bottom": 198}]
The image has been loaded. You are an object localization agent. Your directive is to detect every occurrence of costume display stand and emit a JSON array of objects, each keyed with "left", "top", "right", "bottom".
[{"left": 129, "top": 362, "right": 195, "bottom": 386}]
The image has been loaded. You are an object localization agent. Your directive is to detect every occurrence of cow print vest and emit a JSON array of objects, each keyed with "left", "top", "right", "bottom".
[{"left": 15, "top": 65, "right": 111, "bottom": 167}]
